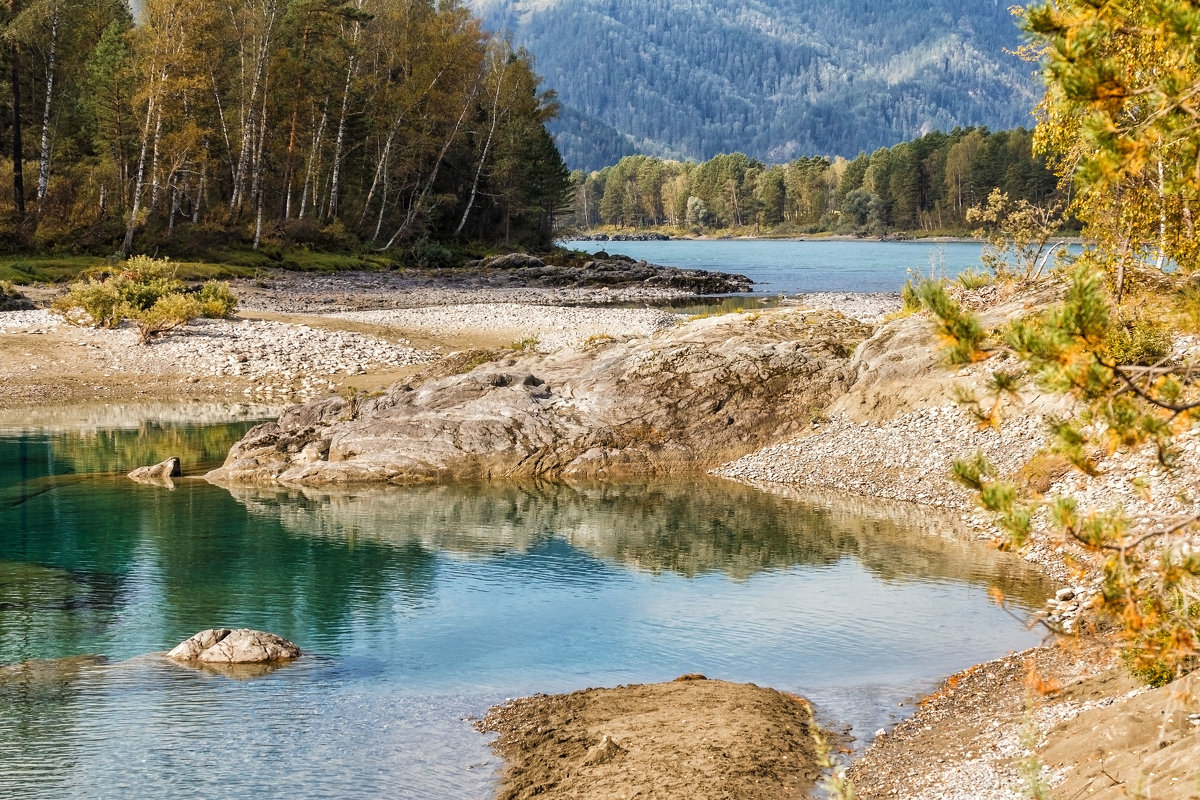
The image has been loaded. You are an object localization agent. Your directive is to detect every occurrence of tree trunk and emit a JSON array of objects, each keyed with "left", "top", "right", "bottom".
[
  {"left": 359, "top": 126, "right": 395, "bottom": 232},
  {"left": 299, "top": 104, "right": 328, "bottom": 221},
  {"left": 123, "top": 84, "right": 160, "bottom": 257},
  {"left": 231, "top": 3, "right": 278, "bottom": 219},
  {"left": 36, "top": 13, "right": 59, "bottom": 210},
  {"left": 455, "top": 63, "right": 506, "bottom": 238},
  {"left": 1156, "top": 159, "right": 1167, "bottom": 272},
  {"left": 381, "top": 86, "right": 477, "bottom": 251},
  {"left": 282, "top": 25, "right": 313, "bottom": 219},
  {"left": 209, "top": 73, "right": 238, "bottom": 189},
  {"left": 327, "top": 55, "right": 355, "bottom": 220},
  {"left": 10, "top": 5, "right": 25, "bottom": 216},
  {"left": 254, "top": 196, "right": 264, "bottom": 250},
  {"left": 193, "top": 165, "right": 205, "bottom": 223},
  {"left": 1115, "top": 235, "right": 1131, "bottom": 305},
  {"left": 168, "top": 181, "right": 178, "bottom": 235},
  {"left": 372, "top": 155, "right": 388, "bottom": 242},
  {"left": 148, "top": 110, "right": 164, "bottom": 213}
]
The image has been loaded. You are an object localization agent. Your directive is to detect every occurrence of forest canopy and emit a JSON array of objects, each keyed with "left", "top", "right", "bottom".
[
  {"left": 567, "top": 127, "right": 1061, "bottom": 236},
  {"left": 0, "top": 0, "right": 570, "bottom": 260}
]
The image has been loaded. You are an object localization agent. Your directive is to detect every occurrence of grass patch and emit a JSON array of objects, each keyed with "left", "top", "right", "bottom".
[
  {"left": 956, "top": 268, "right": 994, "bottom": 290},
  {"left": 1104, "top": 306, "right": 1173, "bottom": 366},
  {"left": 508, "top": 336, "right": 539, "bottom": 352},
  {"left": 0, "top": 246, "right": 395, "bottom": 285},
  {"left": 0, "top": 255, "right": 113, "bottom": 284},
  {"left": 0, "top": 254, "right": 262, "bottom": 284}
]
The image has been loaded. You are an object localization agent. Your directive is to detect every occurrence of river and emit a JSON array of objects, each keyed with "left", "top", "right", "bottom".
[
  {"left": 559, "top": 238, "right": 987, "bottom": 293},
  {"left": 0, "top": 411, "right": 1053, "bottom": 799}
]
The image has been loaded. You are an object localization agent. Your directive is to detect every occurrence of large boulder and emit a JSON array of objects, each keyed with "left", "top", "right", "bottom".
[
  {"left": 167, "top": 628, "right": 301, "bottom": 664},
  {"left": 128, "top": 457, "right": 182, "bottom": 485},
  {"left": 206, "top": 310, "right": 869, "bottom": 486}
]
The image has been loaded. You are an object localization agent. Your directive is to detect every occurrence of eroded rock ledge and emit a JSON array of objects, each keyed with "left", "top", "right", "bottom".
[{"left": 206, "top": 310, "right": 869, "bottom": 486}]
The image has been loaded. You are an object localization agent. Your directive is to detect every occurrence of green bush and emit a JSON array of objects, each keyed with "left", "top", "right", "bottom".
[
  {"left": 900, "top": 279, "right": 922, "bottom": 313},
  {"left": 51, "top": 256, "right": 238, "bottom": 343},
  {"left": 137, "top": 293, "right": 203, "bottom": 344},
  {"left": 53, "top": 278, "right": 125, "bottom": 327},
  {"left": 1176, "top": 284, "right": 1200, "bottom": 333},
  {"left": 956, "top": 268, "right": 994, "bottom": 290},
  {"left": 1104, "top": 309, "right": 1173, "bottom": 366},
  {"left": 197, "top": 280, "right": 238, "bottom": 318}
]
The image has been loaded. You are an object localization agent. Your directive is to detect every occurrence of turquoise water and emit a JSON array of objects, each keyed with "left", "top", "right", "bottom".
[
  {"left": 0, "top": 419, "right": 1054, "bottom": 798},
  {"left": 559, "top": 238, "right": 986, "bottom": 293}
]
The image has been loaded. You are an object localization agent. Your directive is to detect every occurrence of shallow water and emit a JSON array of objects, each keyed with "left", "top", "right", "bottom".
[
  {"left": 0, "top": 420, "right": 1054, "bottom": 798},
  {"left": 559, "top": 238, "right": 987, "bottom": 293}
]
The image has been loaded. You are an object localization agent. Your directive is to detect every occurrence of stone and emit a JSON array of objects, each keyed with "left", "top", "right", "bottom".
[
  {"left": 128, "top": 457, "right": 182, "bottom": 484},
  {"left": 206, "top": 310, "right": 870, "bottom": 486},
  {"left": 167, "top": 628, "right": 301, "bottom": 664}
]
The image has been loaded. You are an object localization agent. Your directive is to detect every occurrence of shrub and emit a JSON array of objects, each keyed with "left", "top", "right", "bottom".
[
  {"left": 1103, "top": 309, "right": 1172, "bottom": 366},
  {"left": 52, "top": 256, "right": 238, "bottom": 343},
  {"left": 900, "top": 279, "right": 922, "bottom": 313},
  {"left": 53, "top": 278, "right": 126, "bottom": 327},
  {"left": 1175, "top": 284, "right": 1200, "bottom": 333},
  {"left": 956, "top": 268, "right": 994, "bottom": 290},
  {"left": 197, "top": 280, "right": 238, "bottom": 318},
  {"left": 136, "top": 293, "right": 203, "bottom": 344}
]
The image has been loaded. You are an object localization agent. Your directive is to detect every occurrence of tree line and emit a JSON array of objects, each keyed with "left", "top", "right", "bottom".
[
  {"left": 566, "top": 127, "right": 1062, "bottom": 235},
  {"left": 1, "top": 0, "right": 570, "bottom": 259}
]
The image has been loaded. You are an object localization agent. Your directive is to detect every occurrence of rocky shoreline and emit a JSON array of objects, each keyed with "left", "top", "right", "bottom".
[
  {"left": 204, "top": 308, "right": 869, "bottom": 486},
  {"left": 5, "top": 265, "right": 1199, "bottom": 799}
]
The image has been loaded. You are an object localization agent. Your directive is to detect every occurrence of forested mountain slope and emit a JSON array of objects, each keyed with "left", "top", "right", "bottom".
[{"left": 470, "top": 0, "right": 1039, "bottom": 171}]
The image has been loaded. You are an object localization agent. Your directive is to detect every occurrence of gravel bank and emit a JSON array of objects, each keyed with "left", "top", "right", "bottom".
[
  {"left": 791, "top": 291, "right": 901, "bottom": 323},
  {"left": 230, "top": 271, "right": 699, "bottom": 314},
  {"left": 1, "top": 310, "right": 434, "bottom": 403},
  {"left": 328, "top": 303, "right": 681, "bottom": 352}
]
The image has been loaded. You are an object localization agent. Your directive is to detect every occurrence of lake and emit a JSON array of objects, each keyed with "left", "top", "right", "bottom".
[
  {"left": 0, "top": 413, "right": 1053, "bottom": 798},
  {"left": 559, "top": 238, "right": 986, "bottom": 293}
]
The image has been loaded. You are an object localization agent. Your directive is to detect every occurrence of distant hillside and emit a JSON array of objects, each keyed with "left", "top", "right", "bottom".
[{"left": 469, "top": 0, "right": 1040, "bottom": 172}]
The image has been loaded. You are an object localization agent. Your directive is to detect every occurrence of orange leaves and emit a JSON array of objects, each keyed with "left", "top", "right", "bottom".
[{"left": 1023, "top": 659, "right": 1063, "bottom": 697}]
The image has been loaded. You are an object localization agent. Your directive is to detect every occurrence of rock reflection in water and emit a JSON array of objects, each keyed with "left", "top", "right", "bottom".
[{"left": 228, "top": 479, "right": 1052, "bottom": 608}]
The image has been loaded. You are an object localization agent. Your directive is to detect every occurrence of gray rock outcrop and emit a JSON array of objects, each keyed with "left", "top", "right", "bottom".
[
  {"left": 206, "top": 310, "right": 869, "bottom": 486},
  {"left": 167, "top": 628, "right": 301, "bottom": 664},
  {"left": 128, "top": 457, "right": 182, "bottom": 483},
  {"left": 463, "top": 252, "right": 753, "bottom": 294}
]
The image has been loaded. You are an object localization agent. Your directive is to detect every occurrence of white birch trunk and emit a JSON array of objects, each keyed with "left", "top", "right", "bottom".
[
  {"left": 122, "top": 71, "right": 163, "bottom": 257},
  {"left": 36, "top": 13, "right": 59, "bottom": 208},
  {"left": 381, "top": 86, "right": 477, "bottom": 251},
  {"left": 327, "top": 55, "right": 355, "bottom": 220},
  {"left": 454, "top": 62, "right": 506, "bottom": 237}
]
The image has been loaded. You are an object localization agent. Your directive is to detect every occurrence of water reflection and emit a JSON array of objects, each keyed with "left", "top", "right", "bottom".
[
  {"left": 0, "top": 425, "right": 1056, "bottom": 799},
  {"left": 230, "top": 480, "right": 1051, "bottom": 606}
]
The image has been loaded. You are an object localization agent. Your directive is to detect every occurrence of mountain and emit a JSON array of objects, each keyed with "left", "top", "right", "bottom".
[{"left": 468, "top": 0, "right": 1041, "bottom": 172}]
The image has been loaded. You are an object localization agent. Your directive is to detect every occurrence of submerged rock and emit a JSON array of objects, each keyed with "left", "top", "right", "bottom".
[
  {"left": 206, "top": 310, "right": 870, "bottom": 486},
  {"left": 167, "top": 628, "right": 301, "bottom": 664},
  {"left": 128, "top": 457, "right": 182, "bottom": 485}
]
